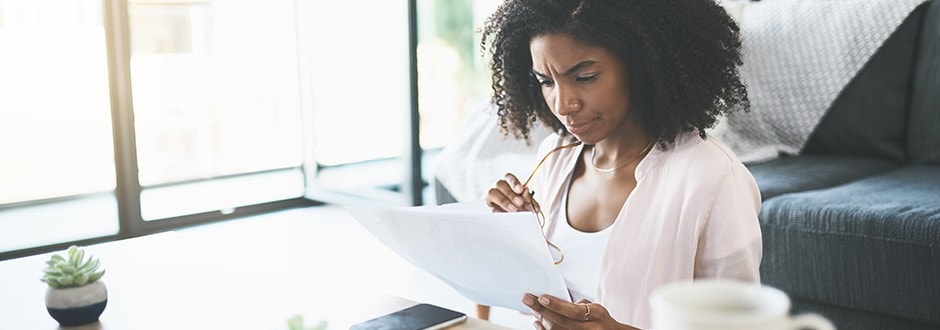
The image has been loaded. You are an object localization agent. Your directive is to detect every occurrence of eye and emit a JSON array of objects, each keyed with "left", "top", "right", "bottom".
[
  {"left": 538, "top": 79, "right": 555, "bottom": 87},
  {"left": 576, "top": 74, "right": 598, "bottom": 83}
]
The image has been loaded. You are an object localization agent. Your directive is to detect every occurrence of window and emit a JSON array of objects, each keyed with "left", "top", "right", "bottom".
[
  {"left": 305, "top": 0, "right": 501, "bottom": 206},
  {"left": 0, "top": 0, "right": 500, "bottom": 258},
  {"left": 0, "top": 0, "right": 120, "bottom": 253},
  {"left": 127, "top": 0, "right": 305, "bottom": 220},
  {"left": 299, "top": 0, "right": 418, "bottom": 206},
  {"left": 417, "top": 0, "right": 500, "bottom": 151},
  {"left": 0, "top": 0, "right": 309, "bottom": 257}
]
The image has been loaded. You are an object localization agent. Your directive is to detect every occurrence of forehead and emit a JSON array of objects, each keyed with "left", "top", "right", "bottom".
[{"left": 529, "top": 34, "right": 617, "bottom": 70}]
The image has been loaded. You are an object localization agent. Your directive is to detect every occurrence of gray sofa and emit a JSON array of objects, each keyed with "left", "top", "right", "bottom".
[
  {"left": 434, "top": 1, "right": 939, "bottom": 328},
  {"left": 748, "top": 1, "right": 940, "bottom": 329}
]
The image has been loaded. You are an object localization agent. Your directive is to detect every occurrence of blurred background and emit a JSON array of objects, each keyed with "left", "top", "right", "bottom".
[{"left": 0, "top": 0, "right": 502, "bottom": 258}]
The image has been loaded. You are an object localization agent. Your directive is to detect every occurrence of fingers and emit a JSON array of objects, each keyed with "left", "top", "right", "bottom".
[
  {"left": 485, "top": 173, "right": 531, "bottom": 212},
  {"left": 526, "top": 297, "right": 567, "bottom": 329},
  {"left": 524, "top": 294, "right": 551, "bottom": 330},
  {"left": 524, "top": 294, "right": 600, "bottom": 329},
  {"left": 503, "top": 173, "right": 525, "bottom": 193},
  {"left": 533, "top": 319, "right": 547, "bottom": 330},
  {"left": 523, "top": 293, "right": 542, "bottom": 312}
]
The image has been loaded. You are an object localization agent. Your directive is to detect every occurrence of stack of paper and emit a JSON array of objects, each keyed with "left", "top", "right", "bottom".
[{"left": 345, "top": 201, "right": 570, "bottom": 312}]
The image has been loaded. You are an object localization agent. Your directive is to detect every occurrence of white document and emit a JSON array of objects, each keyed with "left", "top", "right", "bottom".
[{"left": 345, "top": 201, "right": 570, "bottom": 313}]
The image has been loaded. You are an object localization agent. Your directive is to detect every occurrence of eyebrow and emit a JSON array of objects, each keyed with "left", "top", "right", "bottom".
[{"left": 532, "top": 60, "right": 598, "bottom": 78}]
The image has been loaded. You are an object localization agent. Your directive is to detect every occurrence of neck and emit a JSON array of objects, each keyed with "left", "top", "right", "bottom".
[
  {"left": 590, "top": 140, "right": 654, "bottom": 173},
  {"left": 591, "top": 122, "right": 654, "bottom": 169}
]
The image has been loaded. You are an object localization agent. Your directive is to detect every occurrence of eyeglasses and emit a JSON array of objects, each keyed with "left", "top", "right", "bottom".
[{"left": 521, "top": 140, "right": 582, "bottom": 265}]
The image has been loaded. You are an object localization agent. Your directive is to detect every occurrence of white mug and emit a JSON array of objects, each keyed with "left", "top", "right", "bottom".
[{"left": 650, "top": 279, "right": 835, "bottom": 330}]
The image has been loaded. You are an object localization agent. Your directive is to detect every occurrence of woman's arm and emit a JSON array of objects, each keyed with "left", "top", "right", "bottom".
[{"left": 694, "top": 165, "right": 762, "bottom": 281}]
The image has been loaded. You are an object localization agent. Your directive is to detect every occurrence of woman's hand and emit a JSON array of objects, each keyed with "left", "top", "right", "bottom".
[
  {"left": 485, "top": 173, "right": 538, "bottom": 213},
  {"left": 523, "top": 294, "right": 639, "bottom": 330}
]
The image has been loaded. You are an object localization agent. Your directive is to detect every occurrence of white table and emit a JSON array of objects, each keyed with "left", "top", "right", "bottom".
[{"left": 0, "top": 207, "right": 507, "bottom": 329}]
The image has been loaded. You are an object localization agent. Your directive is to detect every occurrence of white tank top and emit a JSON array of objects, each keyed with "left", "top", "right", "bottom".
[{"left": 548, "top": 174, "right": 613, "bottom": 302}]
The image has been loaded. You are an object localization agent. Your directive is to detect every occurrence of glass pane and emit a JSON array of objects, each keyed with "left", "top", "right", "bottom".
[
  {"left": 415, "top": 0, "right": 501, "bottom": 204},
  {"left": 140, "top": 168, "right": 303, "bottom": 220},
  {"left": 128, "top": 0, "right": 305, "bottom": 219},
  {"left": 0, "top": 0, "right": 119, "bottom": 252},
  {"left": 0, "top": 195, "right": 118, "bottom": 253},
  {"left": 305, "top": 1, "right": 410, "bottom": 166},
  {"left": 416, "top": 0, "right": 499, "bottom": 150}
]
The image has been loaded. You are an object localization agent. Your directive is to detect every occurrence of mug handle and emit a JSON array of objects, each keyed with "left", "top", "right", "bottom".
[{"left": 790, "top": 313, "right": 836, "bottom": 330}]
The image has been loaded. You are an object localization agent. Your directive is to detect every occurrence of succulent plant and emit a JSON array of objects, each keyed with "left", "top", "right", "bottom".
[
  {"left": 41, "top": 246, "right": 106, "bottom": 289},
  {"left": 288, "top": 315, "right": 328, "bottom": 330}
]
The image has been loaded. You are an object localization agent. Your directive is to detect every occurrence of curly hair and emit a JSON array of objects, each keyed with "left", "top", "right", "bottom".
[{"left": 481, "top": 0, "right": 749, "bottom": 146}]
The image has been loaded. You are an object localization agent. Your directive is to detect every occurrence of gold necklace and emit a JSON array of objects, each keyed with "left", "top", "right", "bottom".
[{"left": 590, "top": 141, "right": 655, "bottom": 173}]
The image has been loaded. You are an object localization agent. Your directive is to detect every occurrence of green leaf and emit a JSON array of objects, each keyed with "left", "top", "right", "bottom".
[
  {"left": 56, "top": 276, "right": 74, "bottom": 286},
  {"left": 78, "top": 256, "right": 95, "bottom": 271},
  {"left": 78, "top": 259, "right": 99, "bottom": 274},
  {"left": 56, "top": 265, "right": 76, "bottom": 274},
  {"left": 287, "top": 315, "right": 304, "bottom": 330},
  {"left": 71, "top": 250, "right": 85, "bottom": 268},
  {"left": 44, "top": 279, "right": 61, "bottom": 289},
  {"left": 87, "top": 270, "right": 105, "bottom": 283},
  {"left": 74, "top": 273, "right": 89, "bottom": 286},
  {"left": 43, "top": 269, "right": 64, "bottom": 276},
  {"left": 67, "top": 246, "right": 78, "bottom": 260},
  {"left": 49, "top": 255, "right": 65, "bottom": 265}
]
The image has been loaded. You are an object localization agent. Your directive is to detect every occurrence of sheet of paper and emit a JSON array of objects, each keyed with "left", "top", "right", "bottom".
[{"left": 345, "top": 201, "right": 570, "bottom": 313}]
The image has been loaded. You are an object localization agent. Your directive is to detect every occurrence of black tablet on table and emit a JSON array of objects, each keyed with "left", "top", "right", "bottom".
[{"left": 350, "top": 303, "right": 468, "bottom": 330}]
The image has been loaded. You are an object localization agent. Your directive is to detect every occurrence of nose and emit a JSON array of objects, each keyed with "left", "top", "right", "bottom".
[{"left": 552, "top": 84, "right": 581, "bottom": 116}]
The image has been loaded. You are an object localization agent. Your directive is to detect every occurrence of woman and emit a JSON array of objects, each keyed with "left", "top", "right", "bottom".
[{"left": 481, "top": 0, "right": 762, "bottom": 329}]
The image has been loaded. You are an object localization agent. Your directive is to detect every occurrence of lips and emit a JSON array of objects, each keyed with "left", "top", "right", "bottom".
[{"left": 566, "top": 119, "right": 595, "bottom": 135}]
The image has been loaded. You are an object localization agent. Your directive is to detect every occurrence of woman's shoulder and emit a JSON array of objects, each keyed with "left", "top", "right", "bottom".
[
  {"left": 646, "top": 132, "right": 759, "bottom": 203},
  {"left": 658, "top": 132, "right": 752, "bottom": 182}
]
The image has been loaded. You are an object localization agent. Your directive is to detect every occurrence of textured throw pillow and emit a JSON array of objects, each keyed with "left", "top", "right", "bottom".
[
  {"left": 715, "top": 0, "right": 927, "bottom": 163},
  {"left": 803, "top": 3, "right": 928, "bottom": 162}
]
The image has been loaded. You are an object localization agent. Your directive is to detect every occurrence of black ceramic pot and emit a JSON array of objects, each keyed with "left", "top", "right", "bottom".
[{"left": 45, "top": 281, "right": 108, "bottom": 326}]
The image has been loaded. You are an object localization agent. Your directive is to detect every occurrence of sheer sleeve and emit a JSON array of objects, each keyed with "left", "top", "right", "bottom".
[{"left": 694, "top": 164, "right": 763, "bottom": 282}]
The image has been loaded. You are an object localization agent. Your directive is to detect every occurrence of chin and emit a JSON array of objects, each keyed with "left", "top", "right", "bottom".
[{"left": 571, "top": 133, "right": 601, "bottom": 145}]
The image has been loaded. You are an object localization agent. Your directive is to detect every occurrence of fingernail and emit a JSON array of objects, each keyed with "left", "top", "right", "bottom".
[
  {"left": 508, "top": 204, "right": 518, "bottom": 212},
  {"left": 515, "top": 184, "right": 523, "bottom": 192},
  {"left": 514, "top": 196, "right": 524, "bottom": 206},
  {"left": 538, "top": 296, "right": 550, "bottom": 306},
  {"left": 523, "top": 296, "right": 535, "bottom": 306}
]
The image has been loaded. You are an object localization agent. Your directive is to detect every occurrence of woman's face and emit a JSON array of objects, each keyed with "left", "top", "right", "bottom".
[{"left": 529, "top": 33, "right": 636, "bottom": 144}]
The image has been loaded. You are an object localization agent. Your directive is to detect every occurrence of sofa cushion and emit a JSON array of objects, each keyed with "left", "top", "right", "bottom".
[
  {"left": 803, "top": 3, "right": 928, "bottom": 162},
  {"left": 746, "top": 155, "right": 898, "bottom": 200},
  {"left": 789, "top": 297, "right": 940, "bottom": 330},
  {"left": 759, "top": 165, "right": 940, "bottom": 324},
  {"left": 909, "top": 0, "right": 940, "bottom": 164}
]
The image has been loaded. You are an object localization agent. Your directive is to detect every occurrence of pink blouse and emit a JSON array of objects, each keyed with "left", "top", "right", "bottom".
[{"left": 531, "top": 132, "right": 763, "bottom": 329}]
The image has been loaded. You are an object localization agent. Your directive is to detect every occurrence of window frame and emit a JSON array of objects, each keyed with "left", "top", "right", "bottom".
[{"left": 0, "top": 0, "right": 423, "bottom": 261}]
